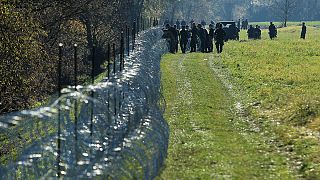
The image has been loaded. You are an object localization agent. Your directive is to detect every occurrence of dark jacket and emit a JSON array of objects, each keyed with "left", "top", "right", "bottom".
[{"left": 214, "top": 28, "right": 226, "bottom": 43}]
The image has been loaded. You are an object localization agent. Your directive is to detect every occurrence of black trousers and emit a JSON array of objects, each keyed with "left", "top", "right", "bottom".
[
  {"left": 190, "top": 38, "right": 197, "bottom": 52},
  {"left": 215, "top": 42, "right": 224, "bottom": 53},
  {"left": 180, "top": 41, "right": 187, "bottom": 53}
]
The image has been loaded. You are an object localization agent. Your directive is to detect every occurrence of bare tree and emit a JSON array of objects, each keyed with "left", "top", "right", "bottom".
[{"left": 273, "top": 0, "right": 298, "bottom": 27}]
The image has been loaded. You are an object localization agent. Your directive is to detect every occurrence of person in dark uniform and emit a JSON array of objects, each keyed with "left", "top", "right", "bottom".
[
  {"left": 179, "top": 26, "right": 188, "bottom": 53},
  {"left": 268, "top": 22, "right": 277, "bottom": 40},
  {"left": 190, "top": 19, "right": 195, "bottom": 27},
  {"left": 162, "top": 24, "right": 176, "bottom": 53},
  {"left": 244, "top": 19, "right": 249, "bottom": 30},
  {"left": 197, "top": 24, "right": 208, "bottom": 53},
  {"left": 186, "top": 25, "right": 191, "bottom": 51},
  {"left": 301, "top": 22, "right": 307, "bottom": 39},
  {"left": 254, "top": 25, "right": 261, "bottom": 39},
  {"left": 214, "top": 23, "right": 226, "bottom": 54},
  {"left": 208, "top": 24, "right": 215, "bottom": 52},
  {"left": 190, "top": 23, "right": 198, "bottom": 52},
  {"left": 173, "top": 24, "right": 179, "bottom": 52},
  {"left": 241, "top": 19, "right": 245, "bottom": 30},
  {"left": 164, "top": 19, "right": 170, "bottom": 26},
  {"left": 181, "top": 19, "right": 187, "bottom": 26},
  {"left": 247, "top": 25, "right": 255, "bottom": 39},
  {"left": 237, "top": 19, "right": 241, "bottom": 29},
  {"left": 176, "top": 19, "right": 181, "bottom": 30},
  {"left": 201, "top": 20, "right": 206, "bottom": 27},
  {"left": 229, "top": 23, "right": 240, "bottom": 40}
]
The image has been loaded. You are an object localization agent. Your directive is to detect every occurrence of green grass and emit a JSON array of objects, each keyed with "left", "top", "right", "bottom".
[
  {"left": 250, "top": 21, "right": 320, "bottom": 27},
  {"left": 218, "top": 26, "right": 320, "bottom": 178},
  {"left": 159, "top": 53, "right": 296, "bottom": 179}
]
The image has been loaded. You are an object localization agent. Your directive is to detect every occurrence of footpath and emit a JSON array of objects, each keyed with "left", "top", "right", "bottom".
[{"left": 158, "top": 52, "right": 297, "bottom": 179}]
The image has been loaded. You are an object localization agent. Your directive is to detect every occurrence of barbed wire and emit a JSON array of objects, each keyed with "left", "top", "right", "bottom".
[{"left": 0, "top": 28, "right": 169, "bottom": 179}]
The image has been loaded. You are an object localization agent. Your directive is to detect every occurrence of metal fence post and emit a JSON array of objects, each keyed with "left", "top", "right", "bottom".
[
  {"left": 132, "top": 21, "right": 136, "bottom": 51},
  {"left": 107, "top": 43, "right": 111, "bottom": 79},
  {"left": 57, "top": 43, "right": 63, "bottom": 178},
  {"left": 120, "top": 31, "right": 124, "bottom": 72},
  {"left": 73, "top": 44, "right": 78, "bottom": 162},
  {"left": 113, "top": 43, "right": 116, "bottom": 75},
  {"left": 90, "top": 45, "right": 95, "bottom": 137},
  {"left": 127, "top": 26, "right": 130, "bottom": 56},
  {"left": 136, "top": 17, "right": 139, "bottom": 34}
]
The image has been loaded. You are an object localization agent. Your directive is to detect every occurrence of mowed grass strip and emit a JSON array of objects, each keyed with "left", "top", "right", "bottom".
[
  {"left": 159, "top": 53, "right": 295, "bottom": 179},
  {"left": 219, "top": 26, "right": 320, "bottom": 178}
]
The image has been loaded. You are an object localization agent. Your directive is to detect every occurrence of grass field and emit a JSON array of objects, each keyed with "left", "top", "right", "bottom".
[
  {"left": 250, "top": 21, "right": 320, "bottom": 27},
  {"left": 159, "top": 25, "right": 320, "bottom": 178}
]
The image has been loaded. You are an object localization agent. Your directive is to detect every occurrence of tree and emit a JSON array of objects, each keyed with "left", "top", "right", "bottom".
[{"left": 273, "top": 0, "right": 298, "bottom": 27}]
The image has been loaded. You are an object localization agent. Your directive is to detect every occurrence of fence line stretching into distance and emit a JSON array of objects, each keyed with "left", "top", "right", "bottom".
[{"left": 0, "top": 18, "right": 168, "bottom": 179}]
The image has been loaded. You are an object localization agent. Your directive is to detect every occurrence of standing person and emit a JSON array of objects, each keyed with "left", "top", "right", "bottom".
[
  {"left": 162, "top": 24, "right": 176, "bottom": 53},
  {"left": 268, "top": 22, "right": 277, "bottom": 40},
  {"left": 211, "top": 20, "right": 215, "bottom": 28},
  {"left": 229, "top": 23, "right": 239, "bottom": 40},
  {"left": 237, "top": 19, "right": 241, "bottom": 29},
  {"left": 208, "top": 24, "right": 215, "bottom": 52},
  {"left": 201, "top": 20, "right": 206, "bottom": 27},
  {"left": 176, "top": 19, "right": 181, "bottom": 30},
  {"left": 247, "top": 25, "right": 255, "bottom": 39},
  {"left": 241, "top": 19, "right": 245, "bottom": 30},
  {"left": 301, "top": 22, "right": 307, "bottom": 39},
  {"left": 214, "top": 23, "right": 226, "bottom": 54},
  {"left": 164, "top": 19, "right": 170, "bottom": 26},
  {"left": 254, "top": 25, "right": 261, "bottom": 39},
  {"left": 190, "top": 23, "right": 198, "bottom": 53},
  {"left": 179, "top": 26, "right": 189, "bottom": 53},
  {"left": 173, "top": 25, "right": 179, "bottom": 53},
  {"left": 198, "top": 24, "right": 208, "bottom": 53},
  {"left": 244, "top": 19, "right": 249, "bottom": 30},
  {"left": 181, "top": 19, "right": 187, "bottom": 27},
  {"left": 186, "top": 25, "right": 191, "bottom": 51},
  {"left": 190, "top": 19, "right": 195, "bottom": 27}
]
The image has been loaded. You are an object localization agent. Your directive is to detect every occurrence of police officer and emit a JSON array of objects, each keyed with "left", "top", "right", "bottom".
[
  {"left": 301, "top": 22, "right": 307, "bottom": 39},
  {"left": 237, "top": 19, "right": 241, "bottom": 29},
  {"left": 208, "top": 24, "right": 215, "bottom": 52},
  {"left": 268, "top": 22, "right": 277, "bottom": 40},
  {"left": 190, "top": 23, "right": 198, "bottom": 53},
  {"left": 181, "top": 19, "right": 187, "bottom": 26},
  {"left": 176, "top": 19, "right": 181, "bottom": 30},
  {"left": 254, "top": 25, "right": 261, "bottom": 39},
  {"left": 197, "top": 24, "right": 208, "bottom": 53},
  {"left": 247, "top": 25, "right": 255, "bottom": 39},
  {"left": 214, "top": 23, "right": 226, "bottom": 54},
  {"left": 162, "top": 24, "right": 176, "bottom": 53},
  {"left": 229, "top": 23, "right": 239, "bottom": 40},
  {"left": 179, "top": 26, "right": 188, "bottom": 53},
  {"left": 186, "top": 25, "right": 191, "bottom": 51},
  {"left": 173, "top": 24, "right": 179, "bottom": 53}
]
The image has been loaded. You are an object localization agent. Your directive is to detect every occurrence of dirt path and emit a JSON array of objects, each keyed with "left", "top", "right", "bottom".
[{"left": 158, "top": 52, "right": 298, "bottom": 179}]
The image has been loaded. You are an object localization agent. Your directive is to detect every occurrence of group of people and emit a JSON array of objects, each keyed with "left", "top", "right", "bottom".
[
  {"left": 247, "top": 25, "right": 262, "bottom": 39},
  {"left": 162, "top": 18, "right": 308, "bottom": 54},
  {"left": 238, "top": 19, "right": 249, "bottom": 30},
  {"left": 162, "top": 21, "right": 227, "bottom": 54}
]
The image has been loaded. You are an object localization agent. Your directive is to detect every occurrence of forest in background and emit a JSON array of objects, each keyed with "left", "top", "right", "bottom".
[
  {"left": 0, "top": 0, "right": 163, "bottom": 114},
  {"left": 1, "top": 0, "right": 319, "bottom": 114},
  {"left": 165, "top": 0, "right": 320, "bottom": 25}
]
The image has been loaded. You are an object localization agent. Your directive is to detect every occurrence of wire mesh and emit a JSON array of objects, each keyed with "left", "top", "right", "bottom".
[{"left": 0, "top": 28, "right": 169, "bottom": 179}]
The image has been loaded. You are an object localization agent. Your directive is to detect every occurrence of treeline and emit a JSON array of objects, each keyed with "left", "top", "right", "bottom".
[
  {"left": 0, "top": 0, "right": 151, "bottom": 114},
  {"left": 164, "top": 0, "right": 320, "bottom": 25}
]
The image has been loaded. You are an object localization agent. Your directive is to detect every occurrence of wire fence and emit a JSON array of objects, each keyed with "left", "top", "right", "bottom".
[{"left": 0, "top": 25, "right": 168, "bottom": 179}]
